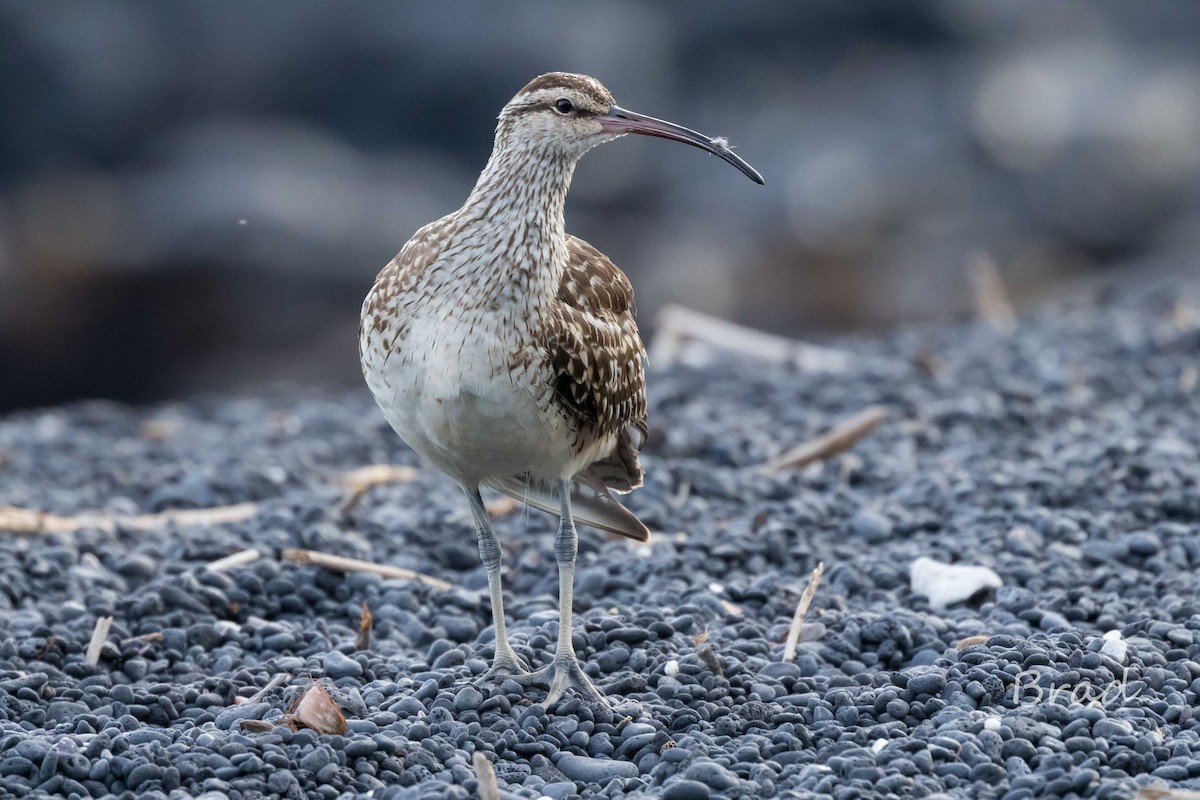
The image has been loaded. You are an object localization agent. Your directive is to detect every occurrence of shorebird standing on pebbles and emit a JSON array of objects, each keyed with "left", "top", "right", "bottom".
[{"left": 360, "top": 72, "right": 762, "bottom": 706}]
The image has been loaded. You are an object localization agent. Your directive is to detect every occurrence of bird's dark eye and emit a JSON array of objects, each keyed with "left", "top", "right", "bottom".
[{"left": 554, "top": 98, "right": 574, "bottom": 115}]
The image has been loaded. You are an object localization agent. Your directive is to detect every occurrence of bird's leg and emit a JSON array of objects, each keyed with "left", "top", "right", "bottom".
[
  {"left": 514, "top": 480, "right": 608, "bottom": 706},
  {"left": 465, "top": 485, "right": 529, "bottom": 680}
]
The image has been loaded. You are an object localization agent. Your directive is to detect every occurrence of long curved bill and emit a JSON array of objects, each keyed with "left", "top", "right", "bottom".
[{"left": 597, "top": 104, "right": 764, "bottom": 185}]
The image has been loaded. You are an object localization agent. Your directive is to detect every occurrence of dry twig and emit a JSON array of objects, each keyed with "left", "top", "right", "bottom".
[
  {"left": 650, "top": 304, "right": 857, "bottom": 372},
  {"left": 34, "top": 635, "right": 60, "bottom": 660},
  {"left": 247, "top": 673, "right": 291, "bottom": 705},
  {"left": 782, "top": 562, "right": 825, "bottom": 663},
  {"left": 140, "top": 418, "right": 180, "bottom": 441},
  {"left": 205, "top": 548, "right": 262, "bottom": 572},
  {"left": 1173, "top": 301, "right": 1198, "bottom": 332},
  {"left": 239, "top": 720, "right": 275, "bottom": 733},
  {"left": 339, "top": 464, "right": 418, "bottom": 513},
  {"left": 719, "top": 599, "right": 743, "bottom": 617},
  {"left": 966, "top": 252, "right": 1016, "bottom": 332},
  {"left": 763, "top": 407, "right": 887, "bottom": 472},
  {"left": 0, "top": 503, "right": 258, "bottom": 536},
  {"left": 486, "top": 495, "right": 519, "bottom": 519},
  {"left": 1182, "top": 365, "right": 1198, "bottom": 394},
  {"left": 956, "top": 635, "right": 990, "bottom": 650},
  {"left": 85, "top": 616, "right": 113, "bottom": 666},
  {"left": 1137, "top": 789, "right": 1200, "bottom": 800},
  {"left": 120, "top": 632, "right": 163, "bottom": 646},
  {"left": 281, "top": 548, "right": 453, "bottom": 591},
  {"left": 473, "top": 752, "right": 501, "bottom": 800}
]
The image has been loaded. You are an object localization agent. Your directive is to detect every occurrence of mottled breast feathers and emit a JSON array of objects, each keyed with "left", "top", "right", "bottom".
[
  {"left": 359, "top": 218, "right": 449, "bottom": 357},
  {"left": 361, "top": 224, "right": 648, "bottom": 493},
  {"left": 548, "top": 236, "right": 648, "bottom": 490}
]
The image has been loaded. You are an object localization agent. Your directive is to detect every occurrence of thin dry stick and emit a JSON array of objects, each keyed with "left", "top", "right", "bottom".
[
  {"left": 281, "top": 548, "right": 454, "bottom": 591},
  {"left": 206, "top": 548, "right": 262, "bottom": 572},
  {"left": 649, "top": 304, "right": 857, "bottom": 372},
  {"left": 719, "top": 599, "right": 743, "bottom": 617},
  {"left": 1173, "top": 300, "right": 1198, "bottom": 332},
  {"left": 473, "top": 752, "right": 500, "bottom": 800},
  {"left": 1137, "top": 789, "right": 1200, "bottom": 800},
  {"left": 85, "top": 616, "right": 113, "bottom": 666},
  {"left": 246, "top": 672, "right": 291, "bottom": 704},
  {"left": 120, "top": 632, "right": 163, "bottom": 646},
  {"left": 1182, "top": 365, "right": 1198, "bottom": 393},
  {"left": 339, "top": 464, "right": 419, "bottom": 513},
  {"left": 782, "top": 562, "right": 825, "bottom": 663},
  {"left": 956, "top": 635, "right": 990, "bottom": 650},
  {"left": 486, "top": 495, "right": 519, "bottom": 519},
  {"left": 339, "top": 464, "right": 418, "bottom": 492},
  {"left": 0, "top": 502, "right": 258, "bottom": 536},
  {"left": 764, "top": 406, "right": 887, "bottom": 472},
  {"left": 2, "top": 462, "right": 421, "bottom": 537},
  {"left": 966, "top": 252, "right": 1016, "bottom": 332}
]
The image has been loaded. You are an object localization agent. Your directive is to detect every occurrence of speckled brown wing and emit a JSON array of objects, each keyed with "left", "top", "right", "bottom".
[{"left": 549, "top": 235, "right": 648, "bottom": 492}]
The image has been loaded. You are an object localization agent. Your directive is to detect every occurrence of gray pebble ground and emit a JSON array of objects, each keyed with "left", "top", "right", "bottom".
[{"left": 1, "top": 293, "right": 1200, "bottom": 799}]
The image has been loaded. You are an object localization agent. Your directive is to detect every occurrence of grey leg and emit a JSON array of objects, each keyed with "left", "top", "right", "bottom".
[
  {"left": 514, "top": 480, "right": 607, "bottom": 706},
  {"left": 464, "top": 484, "right": 528, "bottom": 678}
]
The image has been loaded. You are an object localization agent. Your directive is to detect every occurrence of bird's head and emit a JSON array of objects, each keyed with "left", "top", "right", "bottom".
[{"left": 497, "top": 72, "right": 763, "bottom": 184}]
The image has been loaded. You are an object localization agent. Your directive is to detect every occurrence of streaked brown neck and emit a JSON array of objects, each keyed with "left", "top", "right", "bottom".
[{"left": 456, "top": 125, "right": 578, "bottom": 312}]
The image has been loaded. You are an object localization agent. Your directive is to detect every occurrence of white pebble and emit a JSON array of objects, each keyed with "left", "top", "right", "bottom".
[
  {"left": 664, "top": 659, "right": 679, "bottom": 676},
  {"left": 871, "top": 738, "right": 887, "bottom": 753},
  {"left": 215, "top": 620, "right": 241, "bottom": 637},
  {"left": 984, "top": 717, "right": 1001, "bottom": 731},
  {"left": 708, "top": 582, "right": 724, "bottom": 595},
  {"left": 1101, "top": 634, "right": 1128, "bottom": 663},
  {"left": 909, "top": 557, "right": 1002, "bottom": 610}
]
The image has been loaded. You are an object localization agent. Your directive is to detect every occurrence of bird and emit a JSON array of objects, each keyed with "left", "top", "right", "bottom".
[{"left": 359, "top": 72, "right": 762, "bottom": 706}]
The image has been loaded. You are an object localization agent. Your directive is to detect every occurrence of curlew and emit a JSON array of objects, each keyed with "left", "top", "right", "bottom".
[{"left": 360, "top": 72, "right": 762, "bottom": 706}]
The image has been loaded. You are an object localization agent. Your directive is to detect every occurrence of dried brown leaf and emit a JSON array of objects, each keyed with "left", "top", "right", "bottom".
[
  {"left": 357, "top": 603, "right": 373, "bottom": 651},
  {"left": 698, "top": 645, "right": 724, "bottom": 677},
  {"left": 287, "top": 683, "right": 347, "bottom": 735}
]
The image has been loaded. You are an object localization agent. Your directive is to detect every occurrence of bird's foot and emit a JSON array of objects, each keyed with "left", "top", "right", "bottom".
[
  {"left": 511, "top": 655, "right": 609, "bottom": 708},
  {"left": 476, "top": 648, "right": 532, "bottom": 684}
]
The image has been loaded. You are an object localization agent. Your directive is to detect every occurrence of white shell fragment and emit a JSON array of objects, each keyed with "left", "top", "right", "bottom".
[
  {"left": 1101, "top": 630, "right": 1128, "bottom": 663},
  {"left": 910, "top": 557, "right": 1002, "bottom": 610}
]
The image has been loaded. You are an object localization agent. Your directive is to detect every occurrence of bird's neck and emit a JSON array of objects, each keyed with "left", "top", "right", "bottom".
[{"left": 458, "top": 139, "right": 577, "bottom": 310}]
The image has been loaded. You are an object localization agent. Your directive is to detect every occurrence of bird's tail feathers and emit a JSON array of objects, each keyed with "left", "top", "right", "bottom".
[{"left": 486, "top": 472, "right": 650, "bottom": 542}]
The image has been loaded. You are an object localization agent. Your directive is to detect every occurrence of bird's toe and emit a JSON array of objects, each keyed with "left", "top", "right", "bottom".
[
  {"left": 513, "top": 656, "right": 609, "bottom": 708},
  {"left": 477, "top": 650, "right": 532, "bottom": 684}
]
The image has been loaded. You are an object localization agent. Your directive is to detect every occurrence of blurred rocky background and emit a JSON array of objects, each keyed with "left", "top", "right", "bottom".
[{"left": 1, "top": 0, "right": 1199, "bottom": 411}]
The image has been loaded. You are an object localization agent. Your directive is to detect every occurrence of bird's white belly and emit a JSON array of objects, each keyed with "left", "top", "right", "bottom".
[{"left": 363, "top": 323, "right": 576, "bottom": 485}]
